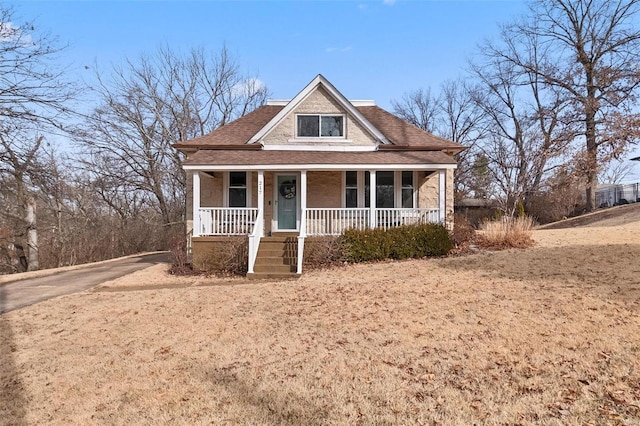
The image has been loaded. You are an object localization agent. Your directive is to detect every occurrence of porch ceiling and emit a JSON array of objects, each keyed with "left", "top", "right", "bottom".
[{"left": 183, "top": 149, "right": 457, "bottom": 171}]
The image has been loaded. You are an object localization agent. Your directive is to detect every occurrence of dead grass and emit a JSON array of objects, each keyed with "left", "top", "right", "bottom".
[
  {"left": 1, "top": 217, "right": 640, "bottom": 424},
  {"left": 479, "top": 216, "right": 536, "bottom": 248}
]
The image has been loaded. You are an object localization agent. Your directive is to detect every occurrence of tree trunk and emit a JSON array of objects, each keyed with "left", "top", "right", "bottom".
[
  {"left": 57, "top": 201, "right": 63, "bottom": 267},
  {"left": 26, "top": 197, "right": 39, "bottom": 271},
  {"left": 585, "top": 142, "right": 598, "bottom": 211},
  {"left": 584, "top": 84, "right": 598, "bottom": 212}
]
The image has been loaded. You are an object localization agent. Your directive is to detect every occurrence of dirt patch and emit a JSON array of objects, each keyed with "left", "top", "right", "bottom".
[{"left": 1, "top": 220, "right": 640, "bottom": 424}]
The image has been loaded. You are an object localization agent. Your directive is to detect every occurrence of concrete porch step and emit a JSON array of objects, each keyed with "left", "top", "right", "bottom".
[
  {"left": 249, "top": 234, "right": 300, "bottom": 278},
  {"left": 258, "top": 247, "right": 292, "bottom": 253},
  {"left": 254, "top": 256, "right": 295, "bottom": 266},
  {"left": 261, "top": 236, "right": 297, "bottom": 243},
  {"left": 269, "top": 232, "right": 299, "bottom": 238},
  {"left": 253, "top": 263, "right": 296, "bottom": 274},
  {"left": 246, "top": 272, "right": 299, "bottom": 280}
]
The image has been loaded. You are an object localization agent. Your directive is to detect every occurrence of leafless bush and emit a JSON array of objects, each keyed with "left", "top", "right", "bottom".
[
  {"left": 526, "top": 168, "right": 587, "bottom": 224},
  {"left": 451, "top": 213, "right": 477, "bottom": 246},
  {"left": 527, "top": 189, "right": 586, "bottom": 224},
  {"left": 193, "top": 237, "right": 248, "bottom": 276},
  {"left": 303, "top": 236, "right": 344, "bottom": 270},
  {"left": 168, "top": 236, "right": 192, "bottom": 276}
]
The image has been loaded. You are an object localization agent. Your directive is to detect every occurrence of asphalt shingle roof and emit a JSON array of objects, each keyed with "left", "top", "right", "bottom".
[
  {"left": 183, "top": 149, "right": 457, "bottom": 167},
  {"left": 174, "top": 104, "right": 464, "bottom": 151},
  {"left": 175, "top": 105, "right": 284, "bottom": 147}
]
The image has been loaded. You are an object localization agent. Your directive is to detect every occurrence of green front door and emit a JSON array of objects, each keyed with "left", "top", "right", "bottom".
[{"left": 277, "top": 175, "right": 297, "bottom": 230}]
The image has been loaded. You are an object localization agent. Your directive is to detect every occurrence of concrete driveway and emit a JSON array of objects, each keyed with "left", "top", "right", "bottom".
[{"left": 0, "top": 252, "right": 170, "bottom": 314}]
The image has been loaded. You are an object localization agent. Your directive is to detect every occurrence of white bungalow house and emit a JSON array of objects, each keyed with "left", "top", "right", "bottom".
[{"left": 174, "top": 75, "right": 465, "bottom": 278}]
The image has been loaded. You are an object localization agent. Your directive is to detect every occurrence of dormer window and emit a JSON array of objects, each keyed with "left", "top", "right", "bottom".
[{"left": 297, "top": 114, "right": 344, "bottom": 137}]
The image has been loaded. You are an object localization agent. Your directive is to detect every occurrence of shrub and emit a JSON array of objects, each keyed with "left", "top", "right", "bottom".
[
  {"left": 194, "top": 237, "right": 248, "bottom": 275},
  {"left": 451, "top": 213, "right": 476, "bottom": 246},
  {"left": 303, "top": 236, "right": 344, "bottom": 269},
  {"left": 169, "top": 235, "right": 193, "bottom": 275},
  {"left": 342, "top": 223, "right": 453, "bottom": 263},
  {"left": 342, "top": 228, "right": 392, "bottom": 262},
  {"left": 479, "top": 216, "right": 535, "bottom": 249},
  {"left": 387, "top": 226, "right": 419, "bottom": 260},
  {"left": 413, "top": 223, "right": 454, "bottom": 257}
]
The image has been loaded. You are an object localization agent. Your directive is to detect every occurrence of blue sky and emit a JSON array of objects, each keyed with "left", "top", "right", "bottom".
[
  {"left": 9, "top": 0, "right": 640, "bottom": 177},
  {"left": 12, "top": 0, "right": 528, "bottom": 109}
]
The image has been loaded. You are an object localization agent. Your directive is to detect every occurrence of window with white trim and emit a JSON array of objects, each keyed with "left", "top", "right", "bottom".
[
  {"left": 376, "top": 171, "right": 394, "bottom": 208},
  {"left": 344, "top": 170, "right": 416, "bottom": 209},
  {"left": 228, "top": 172, "right": 247, "bottom": 207},
  {"left": 297, "top": 115, "right": 344, "bottom": 137},
  {"left": 345, "top": 171, "right": 358, "bottom": 208},
  {"left": 401, "top": 171, "right": 414, "bottom": 208}
]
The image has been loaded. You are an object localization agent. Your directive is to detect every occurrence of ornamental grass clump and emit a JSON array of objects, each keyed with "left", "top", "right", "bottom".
[{"left": 479, "top": 216, "right": 535, "bottom": 249}]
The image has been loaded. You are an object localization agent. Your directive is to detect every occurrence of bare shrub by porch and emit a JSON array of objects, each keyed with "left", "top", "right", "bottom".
[
  {"left": 192, "top": 236, "right": 248, "bottom": 275},
  {"left": 302, "top": 236, "right": 344, "bottom": 269}
]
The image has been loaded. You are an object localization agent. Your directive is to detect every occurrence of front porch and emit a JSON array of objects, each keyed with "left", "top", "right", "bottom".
[{"left": 189, "top": 168, "right": 452, "bottom": 277}]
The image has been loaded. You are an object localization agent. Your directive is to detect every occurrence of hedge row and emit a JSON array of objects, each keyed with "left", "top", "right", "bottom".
[{"left": 341, "top": 223, "right": 453, "bottom": 263}]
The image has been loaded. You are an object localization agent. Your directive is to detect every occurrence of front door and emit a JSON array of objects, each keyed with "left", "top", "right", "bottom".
[{"left": 276, "top": 174, "right": 297, "bottom": 230}]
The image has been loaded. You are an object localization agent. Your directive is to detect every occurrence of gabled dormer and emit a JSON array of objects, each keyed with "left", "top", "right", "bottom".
[{"left": 249, "top": 74, "right": 390, "bottom": 151}]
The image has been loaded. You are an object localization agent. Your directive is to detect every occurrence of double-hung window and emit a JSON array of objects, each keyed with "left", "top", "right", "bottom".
[
  {"left": 345, "top": 171, "right": 358, "bottom": 208},
  {"left": 376, "top": 171, "right": 395, "bottom": 208},
  {"left": 228, "top": 172, "right": 247, "bottom": 207},
  {"left": 401, "top": 171, "right": 414, "bottom": 208},
  {"left": 344, "top": 171, "right": 416, "bottom": 208},
  {"left": 297, "top": 115, "right": 344, "bottom": 137}
]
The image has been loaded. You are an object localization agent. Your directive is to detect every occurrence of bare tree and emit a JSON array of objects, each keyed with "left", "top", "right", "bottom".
[
  {"left": 496, "top": 0, "right": 640, "bottom": 211},
  {"left": 77, "top": 45, "right": 268, "bottom": 231},
  {"left": 600, "top": 158, "right": 638, "bottom": 184},
  {"left": 391, "top": 81, "right": 487, "bottom": 199},
  {"left": 437, "top": 80, "right": 487, "bottom": 198},
  {"left": 470, "top": 21, "right": 580, "bottom": 214},
  {"left": 391, "top": 88, "right": 440, "bottom": 133},
  {"left": 0, "top": 6, "right": 76, "bottom": 271},
  {"left": 466, "top": 153, "right": 494, "bottom": 200}
]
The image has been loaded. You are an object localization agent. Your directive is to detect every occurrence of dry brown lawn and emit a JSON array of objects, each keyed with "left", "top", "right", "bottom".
[{"left": 1, "top": 208, "right": 640, "bottom": 425}]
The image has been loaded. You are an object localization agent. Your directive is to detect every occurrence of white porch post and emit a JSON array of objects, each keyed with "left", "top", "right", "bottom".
[
  {"left": 297, "top": 170, "right": 307, "bottom": 274},
  {"left": 192, "top": 171, "right": 201, "bottom": 236},
  {"left": 257, "top": 170, "right": 264, "bottom": 236},
  {"left": 439, "top": 170, "right": 446, "bottom": 223},
  {"left": 300, "top": 170, "right": 307, "bottom": 234},
  {"left": 369, "top": 170, "right": 376, "bottom": 228}
]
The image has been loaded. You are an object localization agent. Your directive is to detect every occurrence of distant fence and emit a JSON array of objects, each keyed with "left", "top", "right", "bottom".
[{"left": 596, "top": 183, "right": 640, "bottom": 207}]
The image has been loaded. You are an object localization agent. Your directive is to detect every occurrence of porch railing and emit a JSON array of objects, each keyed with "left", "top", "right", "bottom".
[
  {"left": 305, "top": 208, "right": 370, "bottom": 236},
  {"left": 375, "top": 208, "right": 440, "bottom": 231},
  {"left": 197, "top": 207, "right": 259, "bottom": 236},
  {"left": 304, "top": 207, "right": 440, "bottom": 236}
]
